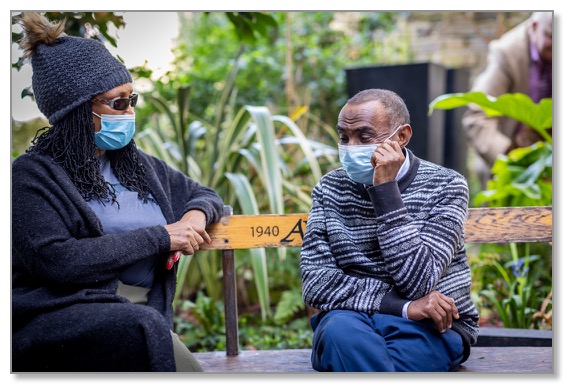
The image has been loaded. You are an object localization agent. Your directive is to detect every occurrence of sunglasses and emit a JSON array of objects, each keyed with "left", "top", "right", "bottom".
[{"left": 93, "top": 93, "right": 139, "bottom": 111}]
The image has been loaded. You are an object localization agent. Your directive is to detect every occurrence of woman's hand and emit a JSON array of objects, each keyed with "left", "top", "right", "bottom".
[{"left": 164, "top": 210, "right": 212, "bottom": 269}]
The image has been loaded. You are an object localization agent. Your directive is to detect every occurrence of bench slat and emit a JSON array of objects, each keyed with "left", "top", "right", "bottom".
[
  {"left": 201, "top": 206, "right": 552, "bottom": 250},
  {"left": 201, "top": 213, "right": 308, "bottom": 250},
  {"left": 465, "top": 206, "right": 552, "bottom": 243}
]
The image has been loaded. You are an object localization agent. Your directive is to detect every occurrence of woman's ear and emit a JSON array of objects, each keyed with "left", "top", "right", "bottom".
[{"left": 398, "top": 124, "right": 413, "bottom": 148}]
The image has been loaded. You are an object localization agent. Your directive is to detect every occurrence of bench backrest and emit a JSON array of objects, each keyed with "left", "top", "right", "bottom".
[{"left": 200, "top": 206, "right": 552, "bottom": 355}]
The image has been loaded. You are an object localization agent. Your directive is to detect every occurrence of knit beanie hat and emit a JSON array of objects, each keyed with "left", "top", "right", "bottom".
[{"left": 21, "top": 13, "right": 132, "bottom": 125}]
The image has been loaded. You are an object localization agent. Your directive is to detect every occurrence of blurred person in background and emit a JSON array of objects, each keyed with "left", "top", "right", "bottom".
[{"left": 462, "top": 12, "right": 552, "bottom": 187}]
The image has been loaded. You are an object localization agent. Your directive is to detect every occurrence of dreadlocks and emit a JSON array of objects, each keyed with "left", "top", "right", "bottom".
[{"left": 27, "top": 101, "right": 152, "bottom": 205}]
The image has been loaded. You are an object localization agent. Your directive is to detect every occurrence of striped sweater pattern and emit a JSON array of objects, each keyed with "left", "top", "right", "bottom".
[{"left": 300, "top": 149, "right": 479, "bottom": 347}]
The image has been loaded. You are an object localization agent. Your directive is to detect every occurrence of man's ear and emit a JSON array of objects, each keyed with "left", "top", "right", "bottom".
[{"left": 399, "top": 124, "right": 412, "bottom": 147}]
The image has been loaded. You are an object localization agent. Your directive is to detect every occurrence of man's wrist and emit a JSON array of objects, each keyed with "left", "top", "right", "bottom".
[{"left": 402, "top": 301, "right": 412, "bottom": 319}]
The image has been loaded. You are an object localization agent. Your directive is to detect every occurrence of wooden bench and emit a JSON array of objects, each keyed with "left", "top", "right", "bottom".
[{"left": 194, "top": 205, "right": 553, "bottom": 373}]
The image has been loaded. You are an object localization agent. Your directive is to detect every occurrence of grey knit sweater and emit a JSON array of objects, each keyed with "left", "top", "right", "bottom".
[{"left": 300, "top": 149, "right": 479, "bottom": 362}]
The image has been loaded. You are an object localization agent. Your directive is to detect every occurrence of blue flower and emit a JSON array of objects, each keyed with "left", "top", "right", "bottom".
[{"left": 510, "top": 259, "right": 529, "bottom": 278}]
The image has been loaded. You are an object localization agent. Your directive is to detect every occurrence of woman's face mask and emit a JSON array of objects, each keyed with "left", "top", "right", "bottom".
[
  {"left": 92, "top": 113, "right": 136, "bottom": 150},
  {"left": 338, "top": 125, "right": 401, "bottom": 185}
]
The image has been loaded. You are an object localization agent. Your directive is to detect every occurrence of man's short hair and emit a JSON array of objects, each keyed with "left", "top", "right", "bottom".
[{"left": 347, "top": 89, "right": 411, "bottom": 127}]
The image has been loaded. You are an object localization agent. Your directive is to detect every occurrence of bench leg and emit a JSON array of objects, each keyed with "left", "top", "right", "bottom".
[{"left": 222, "top": 249, "right": 239, "bottom": 356}]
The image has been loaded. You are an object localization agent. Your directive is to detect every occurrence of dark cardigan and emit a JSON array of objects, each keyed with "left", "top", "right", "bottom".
[{"left": 11, "top": 150, "right": 223, "bottom": 371}]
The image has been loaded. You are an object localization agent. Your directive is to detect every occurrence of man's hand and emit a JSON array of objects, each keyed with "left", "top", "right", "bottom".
[
  {"left": 370, "top": 139, "right": 404, "bottom": 186},
  {"left": 406, "top": 290, "right": 459, "bottom": 333}
]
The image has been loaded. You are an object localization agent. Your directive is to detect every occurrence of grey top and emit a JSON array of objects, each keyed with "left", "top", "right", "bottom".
[{"left": 87, "top": 155, "right": 167, "bottom": 287}]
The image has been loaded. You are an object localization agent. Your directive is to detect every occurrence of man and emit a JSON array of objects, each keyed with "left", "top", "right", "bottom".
[
  {"left": 462, "top": 12, "right": 552, "bottom": 186},
  {"left": 300, "top": 89, "right": 479, "bottom": 372}
]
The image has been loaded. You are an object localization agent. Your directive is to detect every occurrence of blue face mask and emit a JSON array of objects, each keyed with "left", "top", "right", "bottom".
[
  {"left": 338, "top": 126, "right": 402, "bottom": 185},
  {"left": 92, "top": 113, "right": 136, "bottom": 150},
  {"left": 339, "top": 144, "right": 379, "bottom": 185}
]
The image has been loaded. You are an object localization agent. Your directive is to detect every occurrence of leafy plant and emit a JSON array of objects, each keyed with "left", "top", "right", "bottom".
[
  {"left": 474, "top": 142, "right": 552, "bottom": 207},
  {"left": 274, "top": 287, "right": 306, "bottom": 325},
  {"left": 428, "top": 91, "right": 552, "bottom": 207},
  {"left": 428, "top": 92, "right": 552, "bottom": 143},
  {"left": 466, "top": 245, "right": 504, "bottom": 321},
  {"left": 131, "top": 12, "right": 343, "bottom": 325},
  {"left": 175, "top": 286, "right": 313, "bottom": 352},
  {"left": 220, "top": 12, "right": 278, "bottom": 45},
  {"left": 174, "top": 292, "right": 226, "bottom": 352},
  {"left": 479, "top": 243, "right": 551, "bottom": 329},
  {"left": 429, "top": 91, "right": 553, "bottom": 330},
  {"left": 170, "top": 12, "right": 401, "bottom": 143},
  {"left": 238, "top": 316, "right": 313, "bottom": 351}
]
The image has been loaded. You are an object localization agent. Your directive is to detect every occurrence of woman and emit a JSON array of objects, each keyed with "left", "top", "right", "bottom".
[{"left": 12, "top": 12, "right": 224, "bottom": 372}]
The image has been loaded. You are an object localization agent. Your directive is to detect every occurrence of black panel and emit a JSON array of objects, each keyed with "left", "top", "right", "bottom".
[{"left": 345, "top": 63, "right": 470, "bottom": 176}]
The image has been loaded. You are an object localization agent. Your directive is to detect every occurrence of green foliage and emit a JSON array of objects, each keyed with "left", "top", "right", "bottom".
[
  {"left": 469, "top": 243, "right": 552, "bottom": 329},
  {"left": 174, "top": 292, "right": 226, "bottom": 352},
  {"left": 171, "top": 12, "right": 276, "bottom": 124},
  {"left": 354, "top": 12, "right": 414, "bottom": 63},
  {"left": 178, "top": 306, "right": 313, "bottom": 352},
  {"left": 174, "top": 287, "right": 314, "bottom": 352},
  {"left": 430, "top": 91, "right": 552, "bottom": 330},
  {"left": 428, "top": 91, "right": 552, "bottom": 207},
  {"left": 474, "top": 142, "right": 552, "bottom": 207},
  {"left": 238, "top": 316, "right": 313, "bottom": 350},
  {"left": 428, "top": 92, "right": 552, "bottom": 143},
  {"left": 169, "top": 12, "right": 401, "bottom": 137},
  {"left": 221, "top": 12, "right": 278, "bottom": 45},
  {"left": 274, "top": 288, "right": 306, "bottom": 325}
]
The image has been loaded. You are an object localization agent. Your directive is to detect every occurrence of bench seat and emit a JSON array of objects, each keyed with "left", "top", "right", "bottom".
[{"left": 194, "top": 205, "right": 553, "bottom": 372}]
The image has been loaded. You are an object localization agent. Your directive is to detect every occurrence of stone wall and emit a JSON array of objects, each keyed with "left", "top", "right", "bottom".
[
  {"left": 333, "top": 11, "right": 532, "bottom": 85},
  {"left": 401, "top": 11, "right": 531, "bottom": 83},
  {"left": 389, "top": 11, "right": 531, "bottom": 81}
]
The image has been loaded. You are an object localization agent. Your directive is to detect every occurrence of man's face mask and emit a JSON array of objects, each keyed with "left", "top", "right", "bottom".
[
  {"left": 338, "top": 125, "right": 402, "bottom": 185},
  {"left": 92, "top": 113, "right": 136, "bottom": 150}
]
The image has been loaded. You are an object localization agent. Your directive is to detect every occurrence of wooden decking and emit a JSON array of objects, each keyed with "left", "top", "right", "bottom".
[
  {"left": 195, "top": 349, "right": 315, "bottom": 373},
  {"left": 194, "top": 346, "right": 553, "bottom": 373}
]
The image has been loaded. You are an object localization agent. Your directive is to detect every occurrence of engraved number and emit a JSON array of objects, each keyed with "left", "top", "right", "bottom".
[{"left": 251, "top": 226, "right": 280, "bottom": 237}]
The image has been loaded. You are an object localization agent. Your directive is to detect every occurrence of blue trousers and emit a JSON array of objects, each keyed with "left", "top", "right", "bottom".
[{"left": 310, "top": 310, "right": 464, "bottom": 372}]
